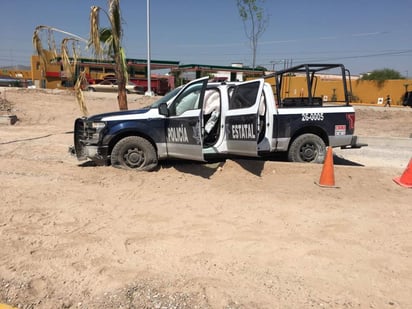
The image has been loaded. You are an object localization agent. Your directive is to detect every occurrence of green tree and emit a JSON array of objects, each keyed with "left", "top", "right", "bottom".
[
  {"left": 89, "top": 0, "right": 129, "bottom": 110},
  {"left": 361, "top": 68, "right": 404, "bottom": 88},
  {"left": 255, "top": 65, "right": 267, "bottom": 72},
  {"left": 236, "top": 0, "right": 269, "bottom": 69},
  {"left": 361, "top": 68, "right": 404, "bottom": 81}
]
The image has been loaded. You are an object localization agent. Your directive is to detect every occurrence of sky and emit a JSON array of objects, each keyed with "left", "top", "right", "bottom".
[{"left": 0, "top": 0, "right": 411, "bottom": 76}]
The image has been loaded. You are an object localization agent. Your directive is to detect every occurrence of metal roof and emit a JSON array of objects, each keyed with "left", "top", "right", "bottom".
[
  {"left": 177, "top": 63, "right": 265, "bottom": 74},
  {"left": 74, "top": 57, "right": 180, "bottom": 70}
]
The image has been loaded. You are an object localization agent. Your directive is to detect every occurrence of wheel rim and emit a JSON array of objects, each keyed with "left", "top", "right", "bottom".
[
  {"left": 123, "top": 147, "right": 145, "bottom": 168},
  {"left": 299, "top": 142, "right": 318, "bottom": 162}
]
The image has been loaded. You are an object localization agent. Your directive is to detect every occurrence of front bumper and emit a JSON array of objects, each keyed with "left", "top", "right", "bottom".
[{"left": 73, "top": 118, "right": 109, "bottom": 164}]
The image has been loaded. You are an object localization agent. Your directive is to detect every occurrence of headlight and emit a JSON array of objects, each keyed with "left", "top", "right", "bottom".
[
  {"left": 88, "top": 121, "right": 106, "bottom": 140},
  {"left": 91, "top": 121, "right": 106, "bottom": 131}
]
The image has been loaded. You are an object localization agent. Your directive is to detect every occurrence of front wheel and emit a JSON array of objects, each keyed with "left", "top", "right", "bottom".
[
  {"left": 288, "top": 133, "right": 326, "bottom": 163},
  {"left": 111, "top": 136, "right": 158, "bottom": 171}
]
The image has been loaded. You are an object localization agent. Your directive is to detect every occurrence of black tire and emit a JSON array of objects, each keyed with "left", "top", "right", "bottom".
[
  {"left": 88, "top": 87, "right": 95, "bottom": 92},
  {"left": 288, "top": 133, "right": 326, "bottom": 163},
  {"left": 110, "top": 136, "right": 158, "bottom": 171}
]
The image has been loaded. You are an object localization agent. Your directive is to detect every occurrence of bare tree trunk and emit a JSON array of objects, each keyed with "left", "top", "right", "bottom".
[
  {"left": 117, "top": 89, "right": 128, "bottom": 110},
  {"left": 236, "top": 0, "right": 268, "bottom": 69}
]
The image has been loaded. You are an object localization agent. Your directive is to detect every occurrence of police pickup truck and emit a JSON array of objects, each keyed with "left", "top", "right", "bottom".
[{"left": 73, "top": 64, "right": 365, "bottom": 171}]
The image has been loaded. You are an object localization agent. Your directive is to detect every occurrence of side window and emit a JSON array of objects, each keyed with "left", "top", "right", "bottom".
[
  {"left": 171, "top": 83, "right": 203, "bottom": 116},
  {"left": 229, "top": 81, "right": 260, "bottom": 110}
]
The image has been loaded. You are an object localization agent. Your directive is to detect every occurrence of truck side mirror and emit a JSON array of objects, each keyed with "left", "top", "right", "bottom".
[{"left": 158, "top": 102, "right": 169, "bottom": 116}]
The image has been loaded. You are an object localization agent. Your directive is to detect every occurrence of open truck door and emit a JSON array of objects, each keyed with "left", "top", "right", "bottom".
[
  {"left": 223, "top": 79, "right": 264, "bottom": 156},
  {"left": 164, "top": 77, "right": 208, "bottom": 161}
]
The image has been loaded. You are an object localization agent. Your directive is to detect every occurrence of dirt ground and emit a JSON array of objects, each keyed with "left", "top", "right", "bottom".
[{"left": 0, "top": 88, "right": 411, "bottom": 309}]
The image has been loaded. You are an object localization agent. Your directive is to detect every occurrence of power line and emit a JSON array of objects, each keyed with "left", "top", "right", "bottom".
[
  {"left": 292, "top": 49, "right": 412, "bottom": 63},
  {"left": 260, "top": 49, "right": 412, "bottom": 68}
]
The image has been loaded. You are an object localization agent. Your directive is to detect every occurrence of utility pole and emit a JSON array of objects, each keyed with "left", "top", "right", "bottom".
[{"left": 145, "top": 0, "right": 154, "bottom": 96}]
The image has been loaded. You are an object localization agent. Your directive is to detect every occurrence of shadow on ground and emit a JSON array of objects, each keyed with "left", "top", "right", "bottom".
[
  {"left": 75, "top": 153, "right": 365, "bottom": 178},
  {"left": 333, "top": 155, "right": 364, "bottom": 167}
]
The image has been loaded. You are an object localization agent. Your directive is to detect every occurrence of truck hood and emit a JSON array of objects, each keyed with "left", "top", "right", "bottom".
[{"left": 86, "top": 107, "right": 151, "bottom": 122}]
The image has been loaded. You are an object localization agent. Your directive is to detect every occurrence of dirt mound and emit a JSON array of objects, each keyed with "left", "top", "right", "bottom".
[{"left": 0, "top": 95, "right": 13, "bottom": 113}]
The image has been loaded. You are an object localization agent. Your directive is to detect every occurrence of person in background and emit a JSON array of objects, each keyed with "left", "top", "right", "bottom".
[{"left": 385, "top": 94, "right": 392, "bottom": 107}]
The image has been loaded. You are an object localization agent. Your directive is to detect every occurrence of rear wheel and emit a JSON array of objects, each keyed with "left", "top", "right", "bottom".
[
  {"left": 288, "top": 133, "right": 326, "bottom": 163},
  {"left": 111, "top": 136, "right": 158, "bottom": 171}
]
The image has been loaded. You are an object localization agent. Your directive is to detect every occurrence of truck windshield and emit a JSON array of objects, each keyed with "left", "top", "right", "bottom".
[{"left": 150, "top": 86, "right": 182, "bottom": 108}]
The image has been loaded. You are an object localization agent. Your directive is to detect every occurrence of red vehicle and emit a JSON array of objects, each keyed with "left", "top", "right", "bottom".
[{"left": 130, "top": 77, "right": 170, "bottom": 95}]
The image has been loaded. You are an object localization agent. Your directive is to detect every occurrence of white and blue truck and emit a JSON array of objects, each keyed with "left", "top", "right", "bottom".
[{"left": 73, "top": 64, "right": 366, "bottom": 171}]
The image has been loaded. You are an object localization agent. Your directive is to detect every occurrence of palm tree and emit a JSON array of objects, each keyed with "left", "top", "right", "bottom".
[
  {"left": 33, "top": 25, "right": 89, "bottom": 115},
  {"left": 33, "top": 25, "right": 88, "bottom": 69},
  {"left": 89, "top": 0, "right": 128, "bottom": 110}
]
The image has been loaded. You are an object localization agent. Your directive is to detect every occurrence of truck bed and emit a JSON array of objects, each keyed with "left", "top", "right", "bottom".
[{"left": 280, "top": 97, "right": 323, "bottom": 107}]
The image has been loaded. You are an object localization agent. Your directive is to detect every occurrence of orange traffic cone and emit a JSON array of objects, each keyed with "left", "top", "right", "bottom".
[
  {"left": 316, "top": 147, "right": 339, "bottom": 188},
  {"left": 393, "top": 159, "right": 412, "bottom": 188}
]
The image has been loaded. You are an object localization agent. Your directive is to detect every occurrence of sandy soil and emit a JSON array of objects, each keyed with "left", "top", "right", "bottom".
[{"left": 0, "top": 88, "right": 412, "bottom": 309}]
